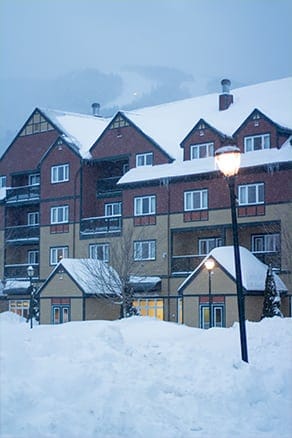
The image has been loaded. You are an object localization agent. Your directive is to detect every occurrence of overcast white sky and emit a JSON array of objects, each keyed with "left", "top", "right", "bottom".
[{"left": 0, "top": 0, "right": 291, "bottom": 153}]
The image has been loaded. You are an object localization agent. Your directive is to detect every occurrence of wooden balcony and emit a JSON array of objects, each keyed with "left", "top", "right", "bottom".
[
  {"left": 4, "top": 263, "right": 39, "bottom": 280},
  {"left": 6, "top": 185, "right": 40, "bottom": 204},
  {"left": 80, "top": 216, "right": 122, "bottom": 236},
  {"left": 5, "top": 225, "right": 40, "bottom": 244}
]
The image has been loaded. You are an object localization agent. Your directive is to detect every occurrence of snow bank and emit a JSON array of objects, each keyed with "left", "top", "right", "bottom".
[{"left": 0, "top": 313, "right": 291, "bottom": 438}]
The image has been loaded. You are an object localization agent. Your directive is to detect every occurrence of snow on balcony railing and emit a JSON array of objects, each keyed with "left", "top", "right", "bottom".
[{"left": 80, "top": 216, "right": 122, "bottom": 235}]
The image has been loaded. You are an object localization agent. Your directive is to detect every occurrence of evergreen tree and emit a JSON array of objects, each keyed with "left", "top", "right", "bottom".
[{"left": 262, "top": 265, "right": 283, "bottom": 318}]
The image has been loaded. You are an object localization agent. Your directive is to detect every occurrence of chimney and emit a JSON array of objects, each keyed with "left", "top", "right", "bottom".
[
  {"left": 219, "top": 79, "right": 233, "bottom": 111},
  {"left": 91, "top": 102, "right": 101, "bottom": 117}
]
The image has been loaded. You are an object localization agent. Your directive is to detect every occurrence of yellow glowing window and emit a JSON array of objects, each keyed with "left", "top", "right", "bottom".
[{"left": 133, "top": 299, "right": 163, "bottom": 320}]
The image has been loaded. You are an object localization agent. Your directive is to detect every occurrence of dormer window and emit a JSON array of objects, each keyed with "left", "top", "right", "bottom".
[
  {"left": 136, "top": 152, "right": 153, "bottom": 167},
  {"left": 190, "top": 142, "right": 214, "bottom": 159},
  {"left": 244, "top": 134, "right": 270, "bottom": 152}
]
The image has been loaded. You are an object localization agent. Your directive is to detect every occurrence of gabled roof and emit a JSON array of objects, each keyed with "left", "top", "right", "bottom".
[
  {"left": 39, "top": 258, "right": 122, "bottom": 297},
  {"left": 39, "top": 108, "right": 108, "bottom": 159},
  {"left": 118, "top": 137, "right": 292, "bottom": 185},
  {"left": 121, "top": 77, "right": 292, "bottom": 161},
  {"left": 178, "top": 246, "right": 287, "bottom": 294}
]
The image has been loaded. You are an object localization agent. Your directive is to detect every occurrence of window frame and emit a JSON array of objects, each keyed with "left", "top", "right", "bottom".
[
  {"left": 104, "top": 202, "right": 122, "bottom": 217},
  {"left": 190, "top": 142, "right": 214, "bottom": 159},
  {"left": 28, "top": 211, "right": 39, "bottom": 225},
  {"left": 133, "top": 298, "right": 163, "bottom": 320},
  {"left": 184, "top": 189, "right": 208, "bottom": 211},
  {"left": 52, "top": 305, "right": 70, "bottom": 324},
  {"left": 200, "top": 304, "right": 225, "bottom": 329},
  {"left": 136, "top": 152, "right": 153, "bottom": 167},
  {"left": 133, "top": 240, "right": 156, "bottom": 261},
  {"left": 134, "top": 195, "right": 156, "bottom": 216},
  {"left": 28, "top": 173, "right": 40, "bottom": 186},
  {"left": 244, "top": 134, "right": 270, "bottom": 152},
  {"left": 89, "top": 243, "right": 110, "bottom": 262},
  {"left": 238, "top": 183, "right": 264, "bottom": 206},
  {"left": 28, "top": 250, "right": 39, "bottom": 265},
  {"left": 9, "top": 299, "right": 30, "bottom": 318},
  {"left": 0, "top": 176, "right": 6, "bottom": 188},
  {"left": 198, "top": 237, "right": 223, "bottom": 255},
  {"left": 50, "top": 205, "right": 69, "bottom": 224},
  {"left": 251, "top": 233, "right": 280, "bottom": 253},
  {"left": 51, "top": 164, "right": 69, "bottom": 184},
  {"left": 50, "top": 246, "right": 69, "bottom": 265}
]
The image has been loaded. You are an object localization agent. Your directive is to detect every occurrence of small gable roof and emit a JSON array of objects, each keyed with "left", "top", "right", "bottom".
[
  {"left": 39, "top": 108, "right": 108, "bottom": 159},
  {"left": 178, "top": 246, "right": 287, "bottom": 294},
  {"left": 40, "top": 258, "right": 122, "bottom": 297}
]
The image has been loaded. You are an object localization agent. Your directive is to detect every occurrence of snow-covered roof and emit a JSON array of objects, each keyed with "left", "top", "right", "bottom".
[
  {"left": 123, "top": 77, "right": 292, "bottom": 161},
  {"left": 40, "top": 108, "right": 108, "bottom": 159},
  {"left": 118, "top": 139, "right": 292, "bottom": 185},
  {"left": 178, "top": 246, "right": 287, "bottom": 294},
  {"left": 49, "top": 258, "right": 121, "bottom": 297}
]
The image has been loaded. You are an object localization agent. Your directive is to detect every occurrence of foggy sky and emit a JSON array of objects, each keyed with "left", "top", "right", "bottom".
[{"left": 0, "top": 0, "right": 291, "bottom": 154}]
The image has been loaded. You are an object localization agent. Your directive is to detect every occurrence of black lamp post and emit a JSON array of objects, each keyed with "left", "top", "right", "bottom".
[
  {"left": 215, "top": 145, "right": 248, "bottom": 363},
  {"left": 204, "top": 258, "right": 215, "bottom": 328},
  {"left": 27, "top": 265, "right": 34, "bottom": 329}
]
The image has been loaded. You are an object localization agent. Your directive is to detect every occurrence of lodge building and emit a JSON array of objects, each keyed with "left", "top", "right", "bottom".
[{"left": 0, "top": 77, "right": 291, "bottom": 326}]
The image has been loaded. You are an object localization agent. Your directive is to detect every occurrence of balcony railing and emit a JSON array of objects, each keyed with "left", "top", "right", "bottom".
[
  {"left": 171, "top": 254, "right": 205, "bottom": 274},
  {"left": 4, "top": 263, "right": 39, "bottom": 280},
  {"left": 252, "top": 251, "right": 281, "bottom": 269},
  {"left": 5, "top": 225, "right": 40, "bottom": 244},
  {"left": 80, "top": 216, "right": 122, "bottom": 235},
  {"left": 6, "top": 185, "right": 40, "bottom": 203},
  {"left": 96, "top": 177, "right": 121, "bottom": 197}
]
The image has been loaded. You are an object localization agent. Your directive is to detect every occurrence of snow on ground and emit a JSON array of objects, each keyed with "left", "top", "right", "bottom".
[{"left": 0, "top": 312, "right": 291, "bottom": 438}]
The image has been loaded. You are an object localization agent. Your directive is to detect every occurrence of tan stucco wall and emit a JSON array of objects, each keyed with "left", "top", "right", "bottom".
[
  {"left": 182, "top": 267, "right": 236, "bottom": 296},
  {"left": 40, "top": 273, "right": 82, "bottom": 297},
  {"left": 85, "top": 297, "right": 120, "bottom": 321}
]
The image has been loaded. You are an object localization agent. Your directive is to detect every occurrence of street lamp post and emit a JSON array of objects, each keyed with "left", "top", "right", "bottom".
[
  {"left": 27, "top": 265, "right": 34, "bottom": 329},
  {"left": 215, "top": 145, "right": 248, "bottom": 363},
  {"left": 204, "top": 258, "right": 215, "bottom": 328}
]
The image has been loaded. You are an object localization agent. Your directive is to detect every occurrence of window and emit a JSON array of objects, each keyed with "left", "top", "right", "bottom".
[
  {"left": 105, "top": 202, "right": 122, "bottom": 217},
  {"left": 89, "top": 243, "right": 109, "bottom": 262},
  {"left": 28, "top": 250, "right": 39, "bottom": 265},
  {"left": 136, "top": 152, "right": 153, "bottom": 167},
  {"left": 52, "top": 306, "right": 70, "bottom": 324},
  {"left": 29, "top": 174, "right": 40, "bottom": 186},
  {"left": 50, "top": 247, "right": 68, "bottom": 265},
  {"left": 199, "top": 238, "right": 223, "bottom": 255},
  {"left": 134, "top": 195, "right": 156, "bottom": 216},
  {"left": 134, "top": 240, "right": 156, "bottom": 261},
  {"left": 28, "top": 212, "right": 39, "bottom": 225},
  {"left": 184, "top": 190, "right": 208, "bottom": 211},
  {"left": 200, "top": 304, "right": 224, "bottom": 329},
  {"left": 238, "top": 183, "right": 264, "bottom": 205},
  {"left": 244, "top": 134, "right": 270, "bottom": 152},
  {"left": 51, "top": 206, "right": 69, "bottom": 224},
  {"left": 252, "top": 234, "right": 280, "bottom": 253},
  {"left": 9, "top": 300, "right": 30, "bottom": 318},
  {"left": 51, "top": 164, "right": 69, "bottom": 183},
  {"left": 190, "top": 142, "right": 214, "bottom": 159},
  {"left": 0, "top": 176, "right": 6, "bottom": 188},
  {"left": 133, "top": 299, "right": 163, "bottom": 320}
]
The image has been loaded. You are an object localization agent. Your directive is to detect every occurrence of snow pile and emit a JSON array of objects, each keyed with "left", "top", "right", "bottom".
[{"left": 0, "top": 312, "right": 291, "bottom": 438}]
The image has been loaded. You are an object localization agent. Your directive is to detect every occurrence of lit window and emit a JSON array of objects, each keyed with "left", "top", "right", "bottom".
[
  {"left": 50, "top": 206, "right": 69, "bottom": 224},
  {"left": 52, "top": 305, "right": 70, "bottom": 324},
  {"left": 50, "top": 247, "right": 68, "bottom": 265},
  {"left": 133, "top": 299, "right": 163, "bottom": 320},
  {"left": 51, "top": 164, "right": 69, "bottom": 183},
  {"left": 89, "top": 243, "right": 109, "bottom": 262},
  {"left": 9, "top": 300, "right": 30, "bottom": 318},
  {"left": 134, "top": 195, "right": 156, "bottom": 216},
  {"left": 244, "top": 134, "right": 270, "bottom": 152},
  {"left": 105, "top": 202, "right": 122, "bottom": 217},
  {"left": 184, "top": 189, "right": 208, "bottom": 211},
  {"left": 136, "top": 152, "right": 153, "bottom": 167},
  {"left": 238, "top": 183, "right": 264, "bottom": 205},
  {"left": 200, "top": 304, "right": 224, "bottom": 329},
  {"left": 190, "top": 142, "right": 214, "bottom": 159},
  {"left": 134, "top": 240, "right": 156, "bottom": 261},
  {"left": 252, "top": 234, "right": 280, "bottom": 253},
  {"left": 198, "top": 238, "right": 223, "bottom": 255}
]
